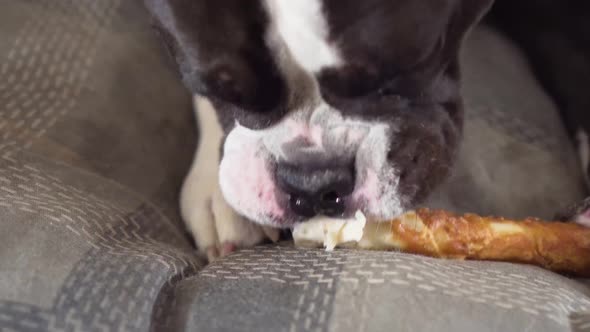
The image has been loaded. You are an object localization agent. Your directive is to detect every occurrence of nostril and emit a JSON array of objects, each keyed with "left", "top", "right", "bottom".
[
  {"left": 317, "top": 190, "right": 346, "bottom": 217},
  {"left": 289, "top": 195, "right": 316, "bottom": 218},
  {"left": 320, "top": 191, "right": 342, "bottom": 204}
]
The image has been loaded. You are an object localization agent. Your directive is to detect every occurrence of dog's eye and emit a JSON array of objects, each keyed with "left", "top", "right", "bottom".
[
  {"left": 377, "top": 85, "right": 397, "bottom": 97},
  {"left": 202, "top": 62, "right": 285, "bottom": 113},
  {"left": 204, "top": 68, "right": 247, "bottom": 106},
  {"left": 375, "top": 78, "right": 404, "bottom": 99},
  {"left": 319, "top": 64, "right": 381, "bottom": 99},
  {"left": 374, "top": 76, "right": 423, "bottom": 101}
]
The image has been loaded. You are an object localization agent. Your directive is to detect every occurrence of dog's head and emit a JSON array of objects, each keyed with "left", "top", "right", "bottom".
[{"left": 145, "top": 0, "right": 493, "bottom": 227}]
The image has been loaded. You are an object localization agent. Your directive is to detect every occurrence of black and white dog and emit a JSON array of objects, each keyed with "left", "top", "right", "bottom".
[{"left": 144, "top": 0, "right": 590, "bottom": 260}]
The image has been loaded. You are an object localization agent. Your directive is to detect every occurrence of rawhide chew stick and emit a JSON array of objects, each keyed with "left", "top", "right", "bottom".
[{"left": 292, "top": 209, "right": 590, "bottom": 277}]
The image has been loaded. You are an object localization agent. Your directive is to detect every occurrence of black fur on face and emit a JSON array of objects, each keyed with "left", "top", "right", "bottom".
[{"left": 144, "top": 0, "right": 493, "bottom": 223}]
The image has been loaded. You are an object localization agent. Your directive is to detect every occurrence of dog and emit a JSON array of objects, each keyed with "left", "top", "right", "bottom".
[{"left": 144, "top": 0, "right": 590, "bottom": 260}]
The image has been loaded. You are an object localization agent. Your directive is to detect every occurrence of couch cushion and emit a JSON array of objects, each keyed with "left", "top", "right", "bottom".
[{"left": 175, "top": 245, "right": 590, "bottom": 332}]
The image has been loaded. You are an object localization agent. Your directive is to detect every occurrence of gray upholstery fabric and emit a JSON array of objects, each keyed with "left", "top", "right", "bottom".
[
  {"left": 1, "top": 1, "right": 589, "bottom": 331},
  {"left": 0, "top": 0, "right": 202, "bottom": 330},
  {"left": 179, "top": 246, "right": 590, "bottom": 332}
]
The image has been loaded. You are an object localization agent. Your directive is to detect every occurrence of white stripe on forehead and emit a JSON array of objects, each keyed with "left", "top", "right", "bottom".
[{"left": 264, "top": 0, "right": 342, "bottom": 73}]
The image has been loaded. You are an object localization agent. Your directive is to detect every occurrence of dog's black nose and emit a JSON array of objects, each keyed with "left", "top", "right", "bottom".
[{"left": 276, "top": 164, "right": 354, "bottom": 217}]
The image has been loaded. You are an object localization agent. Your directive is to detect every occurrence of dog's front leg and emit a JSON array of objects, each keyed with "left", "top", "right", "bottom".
[{"left": 180, "top": 96, "right": 279, "bottom": 261}]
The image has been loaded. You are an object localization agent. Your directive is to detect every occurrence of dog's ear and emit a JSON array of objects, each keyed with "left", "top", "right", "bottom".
[
  {"left": 414, "top": 0, "right": 493, "bottom": 82},
  {"left": 445, "top": 0, "right": 495, "bottom": 54}
]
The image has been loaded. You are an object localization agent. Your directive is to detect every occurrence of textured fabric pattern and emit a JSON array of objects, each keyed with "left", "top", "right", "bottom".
[
  {"left": 1, "top": 0, "right": 126, "bottom": 158},
  {"left": 187, "top": 246, "right": 590, "bottom": 332},
  {"left": 0, "top": 0, "right": 201, "bottom": 331},
  {"left": 0, "top": 1, "right": 589, "bottom": 332}
]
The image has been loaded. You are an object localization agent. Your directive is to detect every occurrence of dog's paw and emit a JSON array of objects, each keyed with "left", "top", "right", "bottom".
[
  {"left": 180, "top": 95, "right": 280, "bottom": 262},
  {"left": 209, "top": 185, "right": 280, "bottom": 259},
  {"left": 182, "top": 179, "right": 280, "bottom": 261},
  {"left": 554, "top": 197, "right": 590, "bottom": 227}
]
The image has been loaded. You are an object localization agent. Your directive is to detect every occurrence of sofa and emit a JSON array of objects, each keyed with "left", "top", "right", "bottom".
[{"left": 1, "top": 1, "right": 589, "bottom": 331}]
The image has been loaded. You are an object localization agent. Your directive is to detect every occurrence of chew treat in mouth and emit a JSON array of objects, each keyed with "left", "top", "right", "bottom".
[
  {"left": 292, "top": 209, "right": 590, "bottom": 277},
  {"left": 292, "top": 211, "right": 368, "bottom": 251}
]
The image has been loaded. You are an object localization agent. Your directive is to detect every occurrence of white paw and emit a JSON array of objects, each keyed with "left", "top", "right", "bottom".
[
  {"left": 180, "top": 96, "right": 279, "bottom": 261},
  {"left": 211, "top": 185, "right": 280, "bottom": 257}
]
